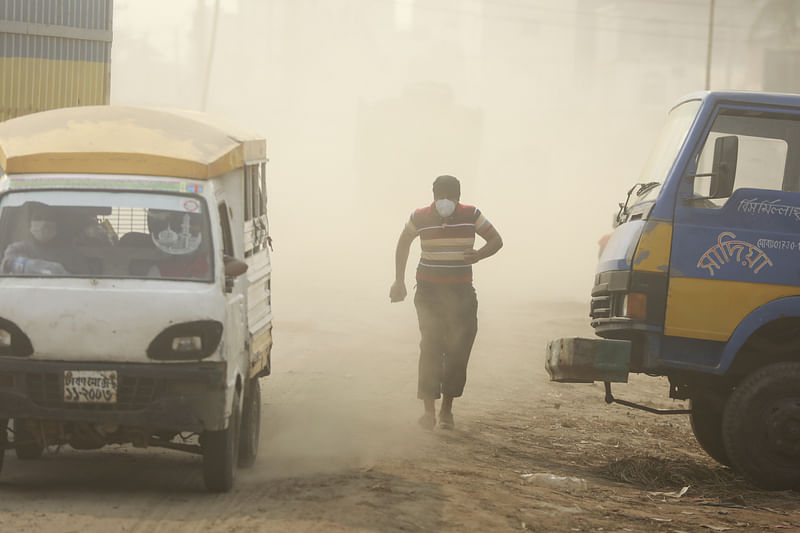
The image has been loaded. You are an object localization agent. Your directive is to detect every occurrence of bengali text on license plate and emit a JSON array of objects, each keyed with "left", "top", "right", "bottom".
[{"left": 64, "top": 370, "right": 118, "bottom": 403}]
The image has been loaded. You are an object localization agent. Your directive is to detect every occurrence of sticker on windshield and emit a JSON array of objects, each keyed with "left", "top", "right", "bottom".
[
  {"left": 697, "top": 232, "right": 773, "bottom": 277},
  {"left": 183, "top": 199, "right": 200, "bottom": 212}
]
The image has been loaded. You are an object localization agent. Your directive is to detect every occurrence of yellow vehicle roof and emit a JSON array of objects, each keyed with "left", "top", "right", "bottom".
[{"left": 0, "top": 106, "right": 266, "bottom": 179}]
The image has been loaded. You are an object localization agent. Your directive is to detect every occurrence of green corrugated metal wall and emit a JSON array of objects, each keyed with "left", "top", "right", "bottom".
[{"left": 0, "top": 0, "right": 112, "bottom": 121}]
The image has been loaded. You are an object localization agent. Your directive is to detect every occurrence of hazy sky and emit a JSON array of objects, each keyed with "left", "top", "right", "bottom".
[
  {"left": 110, "top": 0, "right": 771, "bottom": 303},
  {"left": 114, "top": 0, "right": 237, "bottom": 61}
]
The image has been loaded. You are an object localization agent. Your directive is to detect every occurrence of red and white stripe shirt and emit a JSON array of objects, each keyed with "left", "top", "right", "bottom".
[{"left": 406, "top": 203, "right": 497, "bottom": 284}]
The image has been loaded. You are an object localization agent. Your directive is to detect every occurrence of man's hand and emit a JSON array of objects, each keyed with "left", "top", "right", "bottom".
[
  {"left": 464, "top": 233, "right": 503, "bottom": 265},
  {"left": 463, "top": 249, "right": 481, "bottom": 264},
  {"left": 389, "top": 280, "right": 407, "bottom": 302}
]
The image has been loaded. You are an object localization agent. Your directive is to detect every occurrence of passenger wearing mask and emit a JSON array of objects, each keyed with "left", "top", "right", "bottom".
[
  {"left": 1, "top": 203, "right": 89, "bottom": 276},
  {"left": 390, "top": 175, "right": 503, "bottom": 430}
]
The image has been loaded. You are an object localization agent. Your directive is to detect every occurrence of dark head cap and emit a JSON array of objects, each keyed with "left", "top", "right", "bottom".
[
  {"left": 28, "top": 202, "right": 60, "bottom": 222},
  {"left": 432, "top": 175, "right": 460, "bottom": 199}
]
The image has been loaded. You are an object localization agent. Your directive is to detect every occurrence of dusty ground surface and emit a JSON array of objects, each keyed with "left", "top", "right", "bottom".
[{"left": 0, "top": 289, "right": 798, "bottom": 532}]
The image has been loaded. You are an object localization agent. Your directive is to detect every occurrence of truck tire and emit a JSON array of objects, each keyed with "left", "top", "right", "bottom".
[
  {"left": 13, "top": 419, "right": 44, "bottom": 460},
  {"left": 722, "top": 362, "right": 800, "bottom": 490},
  {"left": 238, "top": 377, "right": 261, "bottom": 468},
  {"left": 690, "top": 394, "right": 730, "bottom": 466},
  {"left": 202, "top": 388, "right": 241, "bottom": 493}
]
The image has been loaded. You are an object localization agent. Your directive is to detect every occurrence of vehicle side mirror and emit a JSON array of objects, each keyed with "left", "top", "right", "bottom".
[
  {"left": 709, "top": 135, "right": 738, "bottom": 199},
  {"left": 224, "top": 256, "right": 248, "bottom": 278}
]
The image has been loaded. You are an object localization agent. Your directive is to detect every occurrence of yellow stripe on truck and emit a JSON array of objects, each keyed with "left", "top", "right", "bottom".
[
  {"left": 664, "top": 277, "right": 800, "bottom": 341},
  {"left": 249, "top": 328, "right": 273, "bottom": 378},
  {"left": 633, "top": 221, "right": 672, "bottom": 273},
  {"left": 0, "top": 106, "right": 260, "bottom": 179},
  {"left": 6, "top": 152, "right": 208, "bottom": 179}
]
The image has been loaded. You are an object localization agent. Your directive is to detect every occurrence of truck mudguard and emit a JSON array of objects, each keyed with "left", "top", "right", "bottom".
[{"left": 717, "top": 296, "right": 800, "bottom": 374}]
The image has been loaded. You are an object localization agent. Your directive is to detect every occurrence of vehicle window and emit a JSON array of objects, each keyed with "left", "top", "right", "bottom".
[
  {"left": 255, "top": 162, "right": 267, "bottom": 217},
  {"left": 636, "top": 99, "right": 701, "bottom": 199},
  {"left": 244, "top": 167, "right": 253, "bottom": 222},
  {"left": 0, "top": 191, "right": 213, "bottom": 281},
  {"left": 218, "top": 202, "right": 234, "bottom": 257},
  {"left": 244, "top": 163, "right": 266, "bottom": 222},
  {"left": 243, "top": 162, "right": 268, "bottom": 257},
  {"left": 692, "top": 114, "right": 792, "bottom": 208}
]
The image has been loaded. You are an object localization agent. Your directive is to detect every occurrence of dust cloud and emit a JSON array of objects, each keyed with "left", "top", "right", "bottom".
[{"left": 109, "top": 0, "right": 774, "bottom": 478}]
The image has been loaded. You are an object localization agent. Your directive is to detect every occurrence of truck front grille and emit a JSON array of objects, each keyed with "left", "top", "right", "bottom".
[{"left": 590, "top": 294, "right": 612, "bottom": 319}]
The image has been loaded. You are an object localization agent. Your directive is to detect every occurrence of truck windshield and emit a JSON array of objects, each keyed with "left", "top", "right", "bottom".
[
  {"left": 634, "top": 99, "right": 702, "bottom": 203},
  {"left": 0, "top": 191, "right": 213, "bottom": 281}
]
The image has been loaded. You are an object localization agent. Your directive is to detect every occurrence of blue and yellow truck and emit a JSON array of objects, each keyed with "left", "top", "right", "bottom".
[{"left": 547, "top": 91, "right": 800, "bottom": 490}]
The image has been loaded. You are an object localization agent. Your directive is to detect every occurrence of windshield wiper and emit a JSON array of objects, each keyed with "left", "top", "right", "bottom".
[
  {"left": 636, "top": 181, "right": 660, "bottom": 197},
  {"left": 615, "top": 181, "right": 660, "bottom": 226}
]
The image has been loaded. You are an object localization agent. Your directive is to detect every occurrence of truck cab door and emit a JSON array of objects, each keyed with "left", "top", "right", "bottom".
[
  {"left": 218, "top": 202, "right": 247, "bottom": 366},
  {"left": 666, "top": 107, "right": 800, "bottom": 350}
]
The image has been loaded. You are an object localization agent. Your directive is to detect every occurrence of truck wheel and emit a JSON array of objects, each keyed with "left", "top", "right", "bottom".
[
  {"left": 722, "top": 362, "right": 800, "bottom": 490},
  {"left": 690, "top": 394, "right": 730, "bottom": 466},
  {"left": 13, "top": 419, "right": 44, "bottom": 460},
  {"left": 202, "top": 388, "right": 241, "bottom": 492},
  {"left": 238, "top": 377, "right": 261, "bottom": 468}
]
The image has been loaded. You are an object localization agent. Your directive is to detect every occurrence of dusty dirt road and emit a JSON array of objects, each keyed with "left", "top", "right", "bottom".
[{"left": 0, "top": 288, "right": 797, "bottom": 532}]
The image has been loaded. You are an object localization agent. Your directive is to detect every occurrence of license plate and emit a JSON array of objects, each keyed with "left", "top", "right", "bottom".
[{"left": 64, "top": 370, "right": 118, "bottom": 403}]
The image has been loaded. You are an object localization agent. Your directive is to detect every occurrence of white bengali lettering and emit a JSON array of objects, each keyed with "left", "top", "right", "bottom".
[
  {"left": 738, "top": 197, "right": 800, "bottom": 222},
  {"left": 697, "top": 232, "right": 773, "bottom": 276}
]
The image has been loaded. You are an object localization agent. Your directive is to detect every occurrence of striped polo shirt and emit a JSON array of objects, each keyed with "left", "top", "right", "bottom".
[{"left": 406, "top": 203, "right": 497, "bottom": 284}]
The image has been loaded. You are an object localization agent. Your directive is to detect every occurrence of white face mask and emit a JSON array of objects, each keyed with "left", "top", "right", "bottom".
[
  {"left": 30, "top": 220, "right": 58, "bottom": 243},
  {"left": 435, "top": 199, "right": 457, "bottom": 218}
]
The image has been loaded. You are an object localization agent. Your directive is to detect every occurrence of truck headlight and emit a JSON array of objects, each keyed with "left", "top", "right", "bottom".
[
  {"left": 172, "top": 336, "right": 202, "bottom": 352},
  {"left": 623, "top": 292, "right": 648, "bottom": 319},
  {"left": 0, "top": 318, "right": 33, "bottom": 356},
  {"left": 147, "top": 321, "right": 223, "bottom": 361},
  {"left": 0, "top": 329, "right": 10, "bottom": 347}
]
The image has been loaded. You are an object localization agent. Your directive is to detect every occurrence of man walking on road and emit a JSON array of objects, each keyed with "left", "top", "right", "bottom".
[{"left": 390, "top": 175, "right": 503, "bottom": 430}]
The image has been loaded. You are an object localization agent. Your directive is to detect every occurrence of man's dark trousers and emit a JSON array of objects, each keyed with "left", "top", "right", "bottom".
[{"left": 414, "top": 281, "right": 478, "bottom": 400}]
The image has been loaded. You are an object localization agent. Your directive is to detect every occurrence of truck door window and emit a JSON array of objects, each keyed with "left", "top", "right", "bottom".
[
  {"left": 243, "top": 163, "right": 268, "bottom": 257},
  {"left": 243, "top": 163, "right": 265, "bottom": 222},
  {"left": 692, "top": 114, "right": 792, "bottom": 208},
  {"left": 244, "top": 168, "right": 252, "bottom": 222},
  {"left": 218, "top": 202, "right": 234, "bottom": 257}
]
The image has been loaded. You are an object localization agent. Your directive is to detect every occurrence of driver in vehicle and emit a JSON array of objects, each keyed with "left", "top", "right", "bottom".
[
  {"left": 0, "top": 202, "right": 91, "bottom": 276},
  {"left": 147, "top": 209, "right": 210, "bottom": 279}
]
